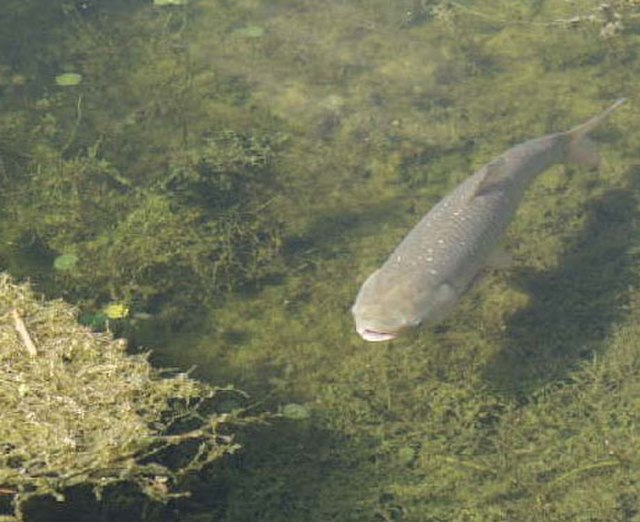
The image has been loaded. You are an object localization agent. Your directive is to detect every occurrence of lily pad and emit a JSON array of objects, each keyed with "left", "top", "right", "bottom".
[
  {"left": 53, "top": 254, "right": 79, "bottom": 272},
  {"left": 397, "top": 446, "right": 416, "bottom": 466},
  {"left": 55, "top": 73, "right": 82, "bottom": 87},
  {"left": 234, "top": 26, "right": 265, "bottom": 38},
  {"left": 102, "top": 303, "right": 130, "bottom": 320},
  {"left": 281, "top": 403, "right": 310, "bottom": 420},
  {"left": 78, "top": 311, "right": 108, "bottom": 330},
  {"left": 153, "top": 0, "right": 188, "bottom": 6}
]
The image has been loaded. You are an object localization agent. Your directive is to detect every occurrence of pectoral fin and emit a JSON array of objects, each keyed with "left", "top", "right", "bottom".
[
  {"left": 470, "top": 157, "right": 510, "bottom": 199},
  {"left": 568, "top": 136, "right": 600, "bottom": 169},
  {"left": 428, "top": 282, "right": 459, "bottom": 322},
  {"left": 486, "top": 246, "right": 513, "bottom": 270}
]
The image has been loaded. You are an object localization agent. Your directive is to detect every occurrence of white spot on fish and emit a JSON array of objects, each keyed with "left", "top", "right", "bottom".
[
  {"left": 437, "top": 239, "right": 445, "bottom": 244},
  {"left": 429, "top": 269, "right": 438, "bottom": 275},
  {"left": 426, "top": 256, "right": 433, "bottom": 262}
]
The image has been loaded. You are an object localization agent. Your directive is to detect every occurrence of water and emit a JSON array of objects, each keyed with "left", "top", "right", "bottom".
[{"left": 1, "top": 1, "right": 639, "bottom": 520}]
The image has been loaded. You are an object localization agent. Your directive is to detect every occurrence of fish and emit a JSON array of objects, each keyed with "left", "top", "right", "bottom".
[{"left": 352, "top": 99, "right": 626, "bottom": 342}]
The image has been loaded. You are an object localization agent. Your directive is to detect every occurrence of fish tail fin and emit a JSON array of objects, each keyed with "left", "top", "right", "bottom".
[{"left": 566, "top": 98, "right": 626, "bottom": 168}]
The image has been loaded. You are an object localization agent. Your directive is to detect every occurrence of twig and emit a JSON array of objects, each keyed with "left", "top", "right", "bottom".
[{"left": 11, "top": 308, "right": 37, "bottom": 357}]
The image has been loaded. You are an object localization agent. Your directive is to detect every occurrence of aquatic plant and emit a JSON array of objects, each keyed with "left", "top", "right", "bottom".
[
  {"left": 2, "top": 0, "right": 640, "bottom": 520},
  {"left": 0, "top": 115, "right": 284, "bottom": 326},
  {"left": 0, "top": 274, "right": 241, "bottom": 521}
]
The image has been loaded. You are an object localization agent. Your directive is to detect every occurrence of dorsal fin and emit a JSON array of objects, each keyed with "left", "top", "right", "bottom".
[{"left": 470, "top": 157, "right": 510, "bottom": 199}]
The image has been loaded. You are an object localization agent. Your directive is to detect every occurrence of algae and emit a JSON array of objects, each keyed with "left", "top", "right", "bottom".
[
  {"left": 1, "top": 0, "right": 640, "bottom": 521},
  {"left": 168, "top": 1, "right": 640, "bottom": 520}
]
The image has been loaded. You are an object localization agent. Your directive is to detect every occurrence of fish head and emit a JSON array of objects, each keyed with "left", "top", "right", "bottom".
[
  {"left": 352, "top": 303, "right": 415, "bottom": 342},
  {"left": 351, "top": 269, "right": 427, "bottom": 342},
  {"left": 352, "top": 269, "right": 460, "bottom": 342}
]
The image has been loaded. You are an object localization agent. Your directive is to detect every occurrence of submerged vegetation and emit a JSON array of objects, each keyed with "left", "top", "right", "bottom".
[
  {"left": 1, "top": 0, "right": 640, "bottom": 520},
  {"left": 0, "top": 0, "right": 285, "bottom": 326}
]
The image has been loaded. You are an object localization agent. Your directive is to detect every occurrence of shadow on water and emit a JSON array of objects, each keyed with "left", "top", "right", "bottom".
[
  {"left": 283, "top": 197, "right": 410, "bottom": 263},
  {"left": 171, "top": 422, "right": 379, "bottom": 522},
  {"left": 484, "top": 183, "right": 639, "bottom": 397},
  {"left": 19, "top": 415, "right": 375, "bottom": 522}
]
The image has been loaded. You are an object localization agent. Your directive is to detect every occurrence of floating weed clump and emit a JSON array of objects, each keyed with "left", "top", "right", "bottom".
[{"left": 0, "top": 274, "right": 241, "bottom": 521}]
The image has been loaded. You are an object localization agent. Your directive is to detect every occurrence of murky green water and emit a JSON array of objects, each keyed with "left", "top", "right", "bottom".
[{"left": 2, "top": 1, "right": 640, "bottom": 520}]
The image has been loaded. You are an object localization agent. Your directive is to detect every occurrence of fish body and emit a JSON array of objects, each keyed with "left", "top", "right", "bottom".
[{"left": 352, "top": 100, "right": 625, "bottom": 342}]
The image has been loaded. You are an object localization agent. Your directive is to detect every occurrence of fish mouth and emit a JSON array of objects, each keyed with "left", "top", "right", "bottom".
[{"left": 357, "top": 327, "right": 397, "bottom": 342}]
